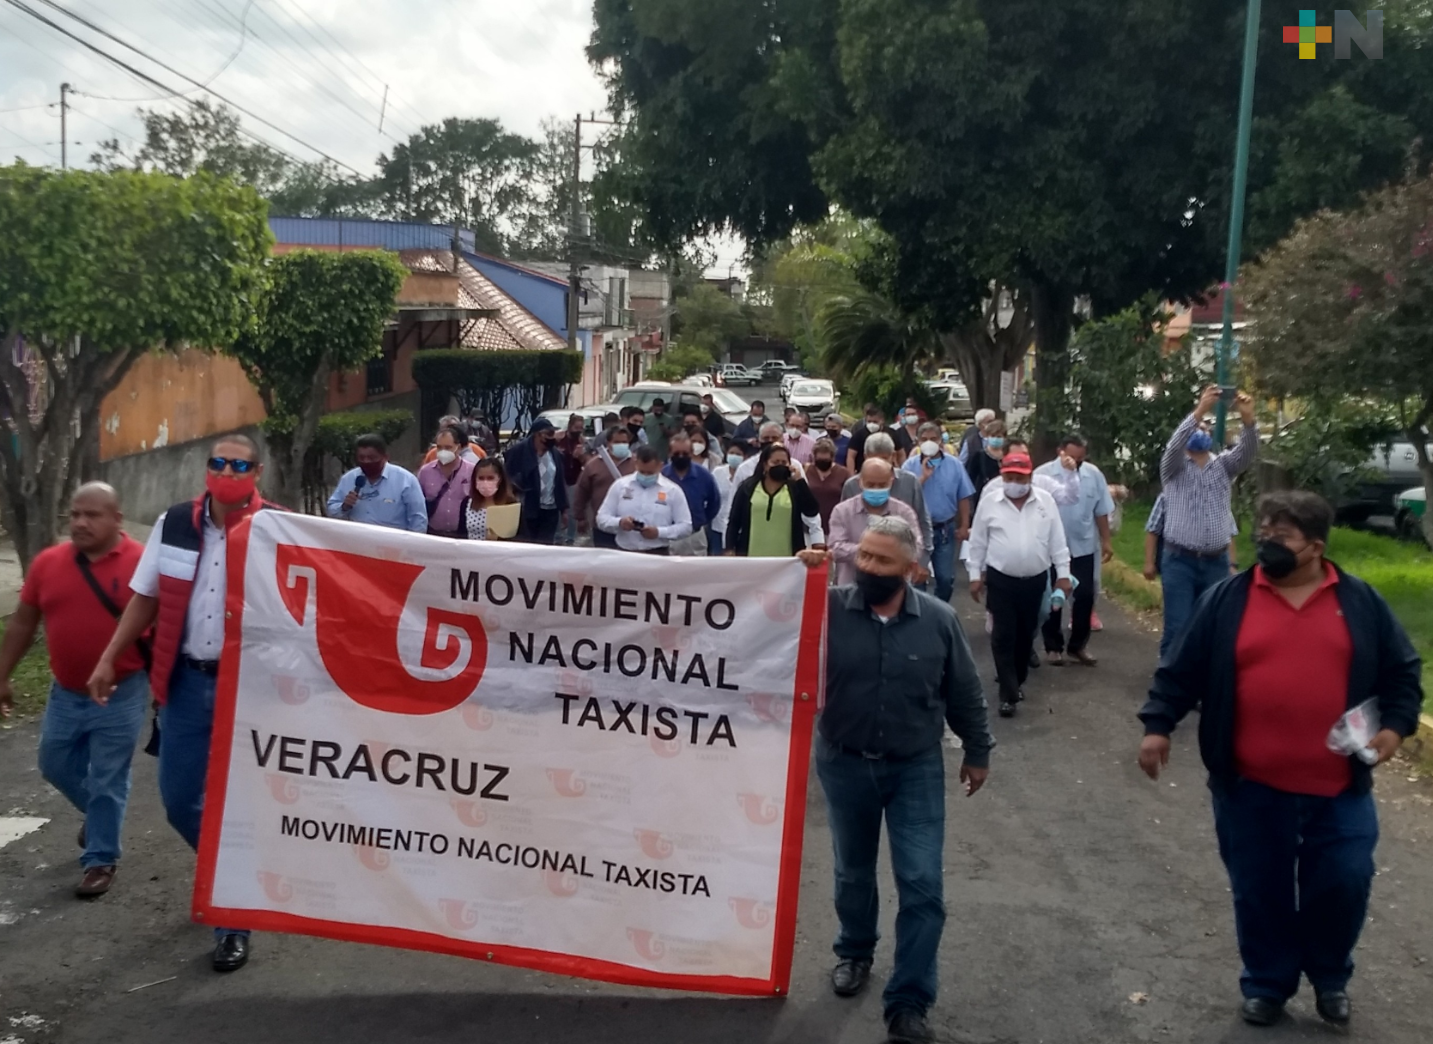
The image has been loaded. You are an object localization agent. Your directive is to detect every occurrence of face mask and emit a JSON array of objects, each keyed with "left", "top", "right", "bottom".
[
  {"left": 751, "top": 413, "right": 763, "bottom": 422},
  {"left": 1003, "top": 481, "right": 1031, "bottom": 499},
  {"left": 861, "top": 487, "right": 891, "bottom": 508},
  {"left": 1256, "top": 539, "right": 1302, "bottom": 579},
  {"left": 767, "top": 464, "right": 792, "bottom": 483},
  {"left": 855, "top": 568, "right": 905, "bottom": 605},
  {"left": 360, "top": 461, "right": 386, "bottom": 481},
  {"left": 700, "top": 404, "right": 710, "bottom": 414},
  {"left": 474, "top": 479, "right": 499, "bottom": 498},
  {"left": 986, "top": 436, "right": 1005, "bottom": 449},
  {"left": 826, "top": 428, "right": 842, "bottom": 438},
  {"left": 814, "top": 458, "right": 833, "bottom": 472},
  {"left": 635, "top": 473, "right": 659, "bottom": 488},
  {"left": 866, "top": 422, "right": 881, "bottom": 434},
  {"left": 904, "top": 416, "right": 918, "bottom": 426},
  {"left": 206, "top": 472, "right": 257, "bottom": 507},
  {"left": 727, "top": 452, "right": 745, "bottom": 468},
  {"left": 787, "top": 427, "right": 803, "bottom": 439},
  {"left": 919, "top": 440, "right": 941, "bottom": 458},
  {"left": 691, "top": 442, "right": 705, "bottom": 456},
  {"left": 670, "top": 453, "right": 692, "bottom": 468},
  {"left": 1187, "top": 431, "right": 1214, "bottom": 453},
  {"left": 435, "top": 449, "right": 457, "bottom": 466},
  {"left": 609, "top": 442, "right": 632, "bottom": 460}
]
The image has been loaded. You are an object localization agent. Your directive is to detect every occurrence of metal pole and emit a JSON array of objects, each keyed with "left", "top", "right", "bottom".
[
  {"left": 59, "top": 82, "right": 69, "bottom": 169},
  {"left": 1215, "top": 0, "right": 1262, "bottom": 444},
  {"left": 567, "top": 113, "right": 582, "bottom": 352}
]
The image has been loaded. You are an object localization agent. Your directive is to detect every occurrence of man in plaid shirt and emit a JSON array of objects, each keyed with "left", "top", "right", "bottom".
[{"left": 1158, "top": 385, "right": 1259, "bottom": 658}]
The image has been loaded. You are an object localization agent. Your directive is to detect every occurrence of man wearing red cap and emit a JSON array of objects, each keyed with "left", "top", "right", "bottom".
[{"left": 966, "top": 451, "right": 1072, "bottom": 717}]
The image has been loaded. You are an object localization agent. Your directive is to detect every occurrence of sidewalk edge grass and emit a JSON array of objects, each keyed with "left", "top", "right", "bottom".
[{"left": 0, "top": 620, "right": 50, "bottom": 722}]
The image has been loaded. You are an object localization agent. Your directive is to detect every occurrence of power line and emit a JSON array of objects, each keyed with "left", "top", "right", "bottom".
[{"left": 11, "top": 0, "right": 364, "bottom": 175}]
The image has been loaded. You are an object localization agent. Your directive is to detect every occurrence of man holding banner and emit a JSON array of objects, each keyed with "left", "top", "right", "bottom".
[
  {"left": 89, "top": 434, "right": 282, "bottom": 974},
  {"left": 815, "top": 515, "right": 992, "bottom": 1044}
]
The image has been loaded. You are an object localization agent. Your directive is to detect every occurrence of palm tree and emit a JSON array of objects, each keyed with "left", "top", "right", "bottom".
[{"left": 817, "top": 288, "right": 942, "bottom": 384}]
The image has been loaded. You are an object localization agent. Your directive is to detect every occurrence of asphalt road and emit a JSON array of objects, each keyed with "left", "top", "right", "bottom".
[{"left": 2, "top": 592, "right": 1431, "bottom": 1044}]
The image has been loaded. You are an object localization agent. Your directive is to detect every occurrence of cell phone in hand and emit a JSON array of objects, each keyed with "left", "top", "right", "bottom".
[{"left": 1219, "top": 385, "right": 1238, "bottom": 406}]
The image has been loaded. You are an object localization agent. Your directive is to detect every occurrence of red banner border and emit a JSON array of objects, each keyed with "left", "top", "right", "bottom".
[{"left": 193, "top": 517, "right": 824, "bottom": 996}]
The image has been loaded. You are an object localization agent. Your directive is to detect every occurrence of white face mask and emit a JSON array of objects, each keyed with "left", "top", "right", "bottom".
[
  {"left": 787, "top": 427, "right": 803, "bottom": 439},
  {"left": 1003, "top": 481, "right": 1031, "bottom": 499},
  {"left": 919, "top": 440, "right": 941, "bottom": 458},
  {"left": 866, "top": 422, "right": 881, "bottom": 433},
  {"left": 692, "top": 442, "right": 706, "bottom": 456},
  {"left": 435, "top": 449, "right": 457, "bottom": 466}
]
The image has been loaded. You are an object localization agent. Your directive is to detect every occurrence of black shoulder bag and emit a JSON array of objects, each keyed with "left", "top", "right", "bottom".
[{"left": 75, "top": 551, "right": 159, "bottom": 756}]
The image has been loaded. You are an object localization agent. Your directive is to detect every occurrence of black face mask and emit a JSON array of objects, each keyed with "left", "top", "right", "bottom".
[
  {"left": 767, "top": 464, "right": 792, "bottom": 482},
  {"left": 670, "top": 453, "right": 691, "bottom": 468},
  {"left": 813, "top": 458, "right": 833, "bottom": 471},
  {"left": 1256, "top": 539, "right": 1303, "bottom": 580},
  {"left": 855, "top": 568, "right": 905, "bottom": 605}
]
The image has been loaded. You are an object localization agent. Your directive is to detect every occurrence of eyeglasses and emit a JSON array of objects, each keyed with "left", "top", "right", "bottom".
[{"left": 208, "top": 457, "right": 257, "bottom": 474}]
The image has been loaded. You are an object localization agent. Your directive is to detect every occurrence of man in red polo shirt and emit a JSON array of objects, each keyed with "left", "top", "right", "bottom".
[
  {"left": 1137, "top": 490, "right": 1422, "bottom": 1029},
  {"left": 0, "top": 483, "right": 148, "bottom": 898}
]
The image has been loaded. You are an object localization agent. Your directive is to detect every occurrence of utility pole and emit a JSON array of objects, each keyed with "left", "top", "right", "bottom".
[
  {"left": 377, "top": 84, "right": 389, "bottom": 135},
  {"left": 567, "top": 112, "right": 582, "bottom": 352},
  {"left": 59, "top": 82, "right": 69, "bottom": 170},
  {"left": 1214, "top": 0, "right": 1262, "bottom": 444}
]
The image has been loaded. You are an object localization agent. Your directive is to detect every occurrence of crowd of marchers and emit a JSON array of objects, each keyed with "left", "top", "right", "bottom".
[{"left": 0, "top": 383, "right": 1422, "bottom": 1044}]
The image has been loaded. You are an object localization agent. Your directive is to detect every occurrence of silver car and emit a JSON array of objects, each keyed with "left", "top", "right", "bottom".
[{"left": 786, "top": 379, "right": 839, "bottom": 418}]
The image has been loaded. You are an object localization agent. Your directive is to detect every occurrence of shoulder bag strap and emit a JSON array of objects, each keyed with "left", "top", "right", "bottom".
[{"left": 74, "top": 550, "right": 152, "bottom": 672}]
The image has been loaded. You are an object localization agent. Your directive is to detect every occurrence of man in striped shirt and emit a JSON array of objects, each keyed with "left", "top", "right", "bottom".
[{"left": 1157, "top": 385, "right": 1259, "bottom": 658}]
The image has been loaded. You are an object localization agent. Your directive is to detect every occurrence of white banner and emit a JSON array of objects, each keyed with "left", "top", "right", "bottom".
[{"left": 195, "top": 513, "right": 825, "bottom": 995}]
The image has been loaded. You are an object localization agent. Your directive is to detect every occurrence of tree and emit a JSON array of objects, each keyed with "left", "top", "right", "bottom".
[
  {"left": 0, "top": 165, "right": 271, "bottom": 570},
  {"left": 818, "top": 289, "right": 939, "bottom": 390},
  {"left": 648, "top": 343, "right": 715, "bottom": 382},
  {"left": 591, "top": 1, "right": 1433, "bottom": 452},
  {"left": 375, "top": 118, "right": 541, "bottom": 255},
  {"left": 1242, "top": 171, "right": 1433, "bottom": 545},
  {"left": 672, "top": 283, "right": 750, "bottom": 356},
  {"left": 227, "top": 250, "right": 408, "bottom": 509}
]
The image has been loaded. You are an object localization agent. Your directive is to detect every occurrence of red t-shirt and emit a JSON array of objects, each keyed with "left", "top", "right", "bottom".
[
  {"left": 1234, "top": 563, "right": 1353, "bottom": 797},
  {"left": 20, "top": 536, "right": 147, "bottom": 692}
]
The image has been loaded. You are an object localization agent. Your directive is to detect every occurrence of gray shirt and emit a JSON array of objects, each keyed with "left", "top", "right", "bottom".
[
  {"left": 841, "top": 469, "right": 934, "bottom": 567},
  {"left": 820, "top": 584, "right": 994, "bottom": 766}
]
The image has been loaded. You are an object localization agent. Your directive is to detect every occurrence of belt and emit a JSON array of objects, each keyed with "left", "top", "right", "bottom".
[
  {"left": 1165, "top": 542, "right": 1227, "bottom": 560},
  {"left": 933, "top": 518, "right": 957, "bottom": 528},
  {"left": 181, "top": 656, "right": 220, "bottom": 675}
]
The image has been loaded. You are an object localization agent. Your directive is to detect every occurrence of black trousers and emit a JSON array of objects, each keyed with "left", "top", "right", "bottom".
[
  {"left": 986, "top": 567, "right": 1047, "bottom": 704},
  {"left": 518, "top": 507, "right": 560, "bottom": 545},
  {"left": 593, "top": 529, "right": 619, "bottom": 550},
  {"left": 1042, "top": 554, "right": 1097, "bottom": 654}
]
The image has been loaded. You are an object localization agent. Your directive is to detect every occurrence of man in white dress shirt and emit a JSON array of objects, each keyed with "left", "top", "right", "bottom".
[
  {"left": 966, "top": 451, "right": 1072, "bottom": 718},
  {"left": 596, "top": 445, "right": 694, "bottom": 555}
]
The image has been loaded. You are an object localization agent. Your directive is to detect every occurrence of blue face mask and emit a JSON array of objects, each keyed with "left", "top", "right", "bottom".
[
  {"left": 861, "top": 488, "right": 891, "bottom": 508},
  {"left": 609, "top": 442, "right": 632, "bottom": 460},
  {"left": 635, "top": 473, "right": 658, "bottom": 488},
  {"left": 726, "top": 452, "right": 744, "bottom": 468},
  {"left": 1187, "top": 431, "right": 1214, "bottom": 453},
  {"left": 986, "top": 436, "right": 1005, "bottom": 449}
]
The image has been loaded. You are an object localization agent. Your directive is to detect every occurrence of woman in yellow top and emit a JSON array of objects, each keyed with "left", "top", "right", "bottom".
[{"left": 726, "top": 443, "right": 826, "bottom": 557}]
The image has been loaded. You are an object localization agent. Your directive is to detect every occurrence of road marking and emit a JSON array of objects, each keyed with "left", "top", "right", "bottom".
[{"left": 0, "top": 817, "right": 49, "bottom": 850}]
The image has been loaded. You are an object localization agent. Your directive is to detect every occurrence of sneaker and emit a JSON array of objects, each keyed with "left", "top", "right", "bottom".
[{"left": 76, "top": 865, "right": 116, "bottom": 897}]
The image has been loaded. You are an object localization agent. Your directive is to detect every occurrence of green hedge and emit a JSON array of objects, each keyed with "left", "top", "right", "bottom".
[{"left": 311, "top": 409, "right": 414, "bottom": 469}]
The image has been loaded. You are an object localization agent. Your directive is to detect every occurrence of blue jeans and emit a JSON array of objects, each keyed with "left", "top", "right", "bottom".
[
  {"left": 706, "top": 526, "right": 724, "bottom": 556},
  {"left": 38, "top": 673, "right": 147, "bottom": 869},
  {"left": 1159, "top": 547, "right": 1229, "bottom": 659},
  {"left": 929, "top": 521, "right": 957, "bottom": 604},
  {"left": 160, "top": 662, "right": 248, "bottom": 940},
  {"left": 1212, "top": 779, "right": 1377, "bottom": 1000},
  {"left": 815, "top": 733, "right": 946, "bottom": 1020}
]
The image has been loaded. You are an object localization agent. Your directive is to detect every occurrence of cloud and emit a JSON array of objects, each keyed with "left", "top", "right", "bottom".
[{"left": 0, "top": 0, "right": 609, "bottom": 172}]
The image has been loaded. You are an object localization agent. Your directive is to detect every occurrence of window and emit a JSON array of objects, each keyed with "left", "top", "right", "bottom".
[{"left": 366, "top": 354, "right": 393, "bottom": 397}]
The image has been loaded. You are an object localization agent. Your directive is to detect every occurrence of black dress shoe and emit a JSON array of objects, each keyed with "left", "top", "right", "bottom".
[
  {"left": 830, "top": 958, "right": 871, "bottom": 997},
  {"left": 1240, "top": 997, "right": 1284, "bottom": 1026},
  {"left": 998, "top": 701, "right": 1016, "bottom": 718},
  {"left": 1028, "top": 650, "right": 1041, "bottom": 668},
  {"left": 887, "top": 1009, "right": 934, "bottom": 1043},
  {"left": 212, "top": 933, "right": 250, "bottom": 973},
  {"left": 1315, "top": 990, "right": 1351, "bottom": 1025}
]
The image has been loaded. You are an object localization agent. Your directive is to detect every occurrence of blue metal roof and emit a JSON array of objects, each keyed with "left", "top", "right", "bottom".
[{"left": 268, "top": 216, "right": 477, "bottom": 253}]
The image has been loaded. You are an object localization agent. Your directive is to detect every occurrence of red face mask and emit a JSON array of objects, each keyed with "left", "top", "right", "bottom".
[{"left": 206, "top": 471, "right": 258, "bottom": 507}]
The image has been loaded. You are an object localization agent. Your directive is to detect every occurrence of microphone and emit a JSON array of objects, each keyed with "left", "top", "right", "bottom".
[{"left": 354, "top": 475, "right": 367, "bottom": 491}]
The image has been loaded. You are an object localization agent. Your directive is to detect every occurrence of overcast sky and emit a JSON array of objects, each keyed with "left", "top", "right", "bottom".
[{"left": 0, "top": 0, "right": 746, "bottom": 271}]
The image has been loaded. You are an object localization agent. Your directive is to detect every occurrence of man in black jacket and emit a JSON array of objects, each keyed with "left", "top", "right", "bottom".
[
  {"left": 503, "top": 418, "right": 568, "bottom": 544},
  {"left": 1137, "top": 491, "right": 1422, "bottom": 1029}
]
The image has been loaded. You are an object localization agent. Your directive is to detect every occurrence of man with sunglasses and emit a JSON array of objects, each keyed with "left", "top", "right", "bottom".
[{"left": 89, "top": 435, "right": 283, "bottom": 974}]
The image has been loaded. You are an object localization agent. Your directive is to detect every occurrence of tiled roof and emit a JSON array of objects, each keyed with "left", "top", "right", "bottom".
[{"left": 399, "top": 250, "right": 565, "bottom": 353}]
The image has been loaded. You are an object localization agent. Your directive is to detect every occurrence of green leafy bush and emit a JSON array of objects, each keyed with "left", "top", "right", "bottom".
[{"left": 299, "top": 409, "right": 412, "bottom": 514}]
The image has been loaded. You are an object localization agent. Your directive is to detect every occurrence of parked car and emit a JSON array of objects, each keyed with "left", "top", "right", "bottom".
[
  {"left": 705, "top": 387, "right": 753, "bottom": 429},
  {"left": 716, "top": 363, "right": 762, "bottom": 387},
  {"left": 779, "top": 372, "right": 802, "bottom": 400},
  {"left": 927, "top": 381, "right": 974, "bottom": 420},
  {"left": 757, "top": 359, "right": 803, "bottom": 379},
  {"left": 785, "top": 379, "right": 840, "bottom": 419},
  {"left": 535, "top": 405, "right": 617, "bottom": 440},
  {"left": 1394, "top": 485, "right": 1428, "bottom": 544},
  {"left": 680, "top": 373, "right": 715, "bottom": 388}
]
